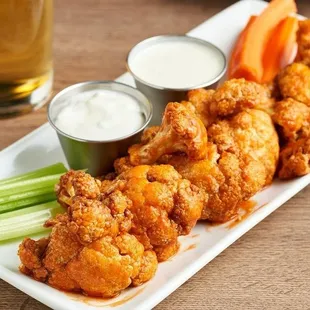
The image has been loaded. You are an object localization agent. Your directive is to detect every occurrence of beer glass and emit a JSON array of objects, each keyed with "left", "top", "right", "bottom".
[{"left": 0, "top": 0, "right": 53, "bottom": 117}]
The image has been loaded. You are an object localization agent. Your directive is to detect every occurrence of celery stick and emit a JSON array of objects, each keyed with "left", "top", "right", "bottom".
[
  {"left": 0, "top": 186, "right": 54, "bottom": 202},
  {"left": 0, "top": 173, "right": 63, "bottom": 196},
  {"left": 0, "top": 192, "right": 56, "bottom": 214},
  {"left": 0, "top": 163, "right": 67, "bottom": 186},
  {"left": 0, "top": 201, "right": 59, "bottom": 219},
  {"left": 0, "top": 201, "right": 64, "bottom": 241}
]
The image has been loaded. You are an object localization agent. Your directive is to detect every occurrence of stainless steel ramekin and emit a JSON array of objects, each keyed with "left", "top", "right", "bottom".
[
  {"left": 127, "top": 35, "right": 227, "bottom": 125},
  {"left": 48, "top": 81, "right": 152, "bottom": 176}
]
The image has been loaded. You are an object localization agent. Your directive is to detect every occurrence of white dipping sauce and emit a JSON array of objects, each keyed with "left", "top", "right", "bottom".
[
  {"left": 54, "top": 90, "right": 145, "bottom": 141},
  {"left": 130, "top": 39, "right": 225, "bottom": 89}
]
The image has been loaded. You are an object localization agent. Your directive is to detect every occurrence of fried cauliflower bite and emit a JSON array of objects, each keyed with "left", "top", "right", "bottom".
[
  {"left": 210, "top": 79, "right": 272, "bottom": 117},
  {"left": 56, "top": 170, "right": 101, "bottom": 208},
  {"left": 18, "top": 238, "right": 49, "bottom": 282},
  {"left": 65, "top": 194, "right": 132, "bottom": 245},
  {"left": 126, "top": 93, "right": 278, "bottom": 223},
  {"left": 278, "top": 63, "right": 310, "bottom": 106},
  {"left": 186, "top": 88, "right": 216, "bottom": 126},
  {"left": 101, "top": 165, "right": 205, "bottom": 261},
  {"left": 19, "top": 227, "right": 157, "bottom": 296},
  {"left": 141, "top": 126, "right": 161, "bottom": 144},
  {"left": 19, "top": 171, "right": 158, "bottom": 296},
  {"left": 129, "top": 102, "right": 208, "bottom": 165},
  {"left": 278, "top": 138, "right": 310, "bottom": 179},
  {"left": 66, "top": 234, "right": 157, "bottom": 297},
  {"left": 273, "top": 98, "right": 310, "bottom": 142},
  {"left": 296, "top": 20, "right": 310, "bottom": 65},
  {"left": 18, "top": 220, "right": 82, "bottom": 291},
  {"left": 114, "top": 156, "right": 135, "bottom": 175},
  {"left": 272, "top": 98, "right": 310, "bottom": 179},
  {"left": 159, "top": 109, "right": 278, "bottom": 222},
  {"left": 208, "top": 109, "right": 279, "bottom": 185},
  {"left": 186, "top": 79, "right": 273, "bottom": 126}
]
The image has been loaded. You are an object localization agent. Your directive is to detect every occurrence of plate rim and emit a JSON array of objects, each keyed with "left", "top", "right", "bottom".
[{"left": 1, "top": 1, "right": 308, "bottom": 309}]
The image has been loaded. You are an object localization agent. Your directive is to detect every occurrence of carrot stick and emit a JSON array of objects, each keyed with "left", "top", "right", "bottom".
[
  {"left": 262, "top": 16, "right": 298, "bottom": 83},
  {"left": 233, "top": 0, "right": 297, "bottom": 83},
  {"left": 228, "top": 15, "right": 257, "bottom": 79}
]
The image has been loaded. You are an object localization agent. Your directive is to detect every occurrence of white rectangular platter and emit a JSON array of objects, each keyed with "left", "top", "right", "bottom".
[{"left": 1, "top": 1, "right": 309, "bottom": 309}]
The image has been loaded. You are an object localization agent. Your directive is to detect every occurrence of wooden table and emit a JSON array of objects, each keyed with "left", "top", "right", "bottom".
[{"left": 1, "top": 0, "right": 310, "bottom": 309}]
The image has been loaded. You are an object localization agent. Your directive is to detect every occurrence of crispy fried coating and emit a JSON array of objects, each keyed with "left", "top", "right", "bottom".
[
  {"left": 19, "top": 229, "right": 157, "bottom": 297},
  {"left": 273, "top": 98, "right": 310, "bottom": 142},
  {"left": 126, "top": 87, "right": 279, "bottom": 223},
  {"left": 278, "top": 138, "right": 310, "bottom": 179},
  {"left": 18, "top": 238, "right": 49, "bottom": 282},
  {"left": 129, "top": 102, "right": 208, "bottom": 165},
  {"left": 43, "top": 222, "right": 82, "bottom": 291},
  {"left": 187, "top": 89, "right": 216, "bottom": 126},
  {"left": 66, "top": 196, "right": 128, "bottom": 244},
  {"left": 56, "top": 170, "right": 101, "bottom": 208},
  {"left": 211, "top": 79, "right": 272, "bottom": 117},
  {"left": 66, "top": 234, "right": 157, "bottom": 297},
  {"left": 141, "top": 126, "right": 161, "bottom": 144},
  {"left": 272, "top": 98, "right": 310, "bottom": 179},
  {"left": 296, "top": 20, "right": 310, "bottom": 65},
  {"left": 187, "top": 79, "right": 272, "bottom": 126},
  {"left": 18, "top": 221, "right": 82, "bottom": 291},
  {"left": 209, "top": 109, "right": 279, "bottom": 185},
  {"left": 132, "top": 250, "right": 158, "bottom": 286},
  {"left": 19, "top": 171, "right": 158, "bottom": 297},
  {"left": 100, "top": 165, "right": 205, "bottom": 261},
  {"left": 159, "top": 110, "right": 278, "bottom": 222},
  {"left": 114, "top": 157, "right": 135, "bottom": 175},
  {"left": 278, "top": 63, "right": 310, "bottom": 106}
]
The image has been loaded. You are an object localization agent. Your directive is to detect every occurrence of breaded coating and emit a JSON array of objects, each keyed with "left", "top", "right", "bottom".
[
  {"left": 129, "top": 102, "right": 208, "bottom": 165},
  {"left": 43, "top": 220, "right": 82, "bottom": 273},
  {"left": 187, "top": 89, "right": 216, "bottom": 126},
  {"left": 278, "top": 63, "right": 310, "bottom": 106},
  {"left": 187, "top": 79, "right": 273, "bottom": 126},
  {"left": 211, "top": 79, "right": 272, "bottom": 117},
  {"left": 273, "top": 98, "right": 310, "bottom": 142},
  {"left": 19, "top": 221, "right": 82, "bottom": 292},
  {"left": 160, "top": 110, "right": 278, "bottom": 222},
  {"left": 18, "top": 238, "right": 49, "bottom": 281},
  {"left": 67, "top": 197, "right": 120, "bottom": 244},
  {"left": 66, "top": 234, "right": 157, "bottom": 298},
  {"left": 130, "top": 103, "right": 278, "bottom": 222},
  {"left": 19, "top": 229, "right": 157, "bottom": 296},
  {"left": 114, "top": 156, "right": 135, "bottom": 175},
  {"left": 101, "top": 165, "right": 205, "bottom": 261},
  {"left": 19, "top": 171, "right": 158, "bottom": 297},
  {"left": 296, "top": 20, "right": 310, "bottom": 65},
  {"left": 141, "top": 126, "right": 161, "bottom": 144},
  {"left": 209, "top": 110, "right": 279, "bottom": 185},
  {"left": 56, "top": 170, "right": 101, "bottom": 208},
  {"left": 278, "top": 138, "right": 310, "bottom": 179},
  {"left": 272, "top": 98, "right": 310, "bottom": 179},
  {"left": 132, "top": 250, "right": 158, "bottom": 286}
]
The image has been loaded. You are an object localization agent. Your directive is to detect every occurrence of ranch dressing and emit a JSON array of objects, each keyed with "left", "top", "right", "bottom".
[
  {"left": 54, "top": 89, "right": 145, "bottom": 141},
  {"left": 130, "top": 39, "right": 225, "bottom": 89}
]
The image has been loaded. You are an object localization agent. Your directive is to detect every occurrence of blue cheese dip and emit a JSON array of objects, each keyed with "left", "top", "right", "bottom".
[{"left": 54, "top": 89, "right": 145, "bottom": 141}]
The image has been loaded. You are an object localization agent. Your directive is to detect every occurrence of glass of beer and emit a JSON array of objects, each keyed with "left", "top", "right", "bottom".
[{"left": 0, "top": 0, "right": 53, "bottom": 117}]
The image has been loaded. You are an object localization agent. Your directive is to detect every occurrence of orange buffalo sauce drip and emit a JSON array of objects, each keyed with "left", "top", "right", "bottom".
[
  {"left": 64, "top": 286, "right": 145, "bottom": 307},
  {"left": 108, "top": 287, "right": 146, "bottom": 307},
  {"left": 228, "top": 200, "right": 257, "bottom": 229},
  {"left": 205, "top": 221, "right": 222, "bottom": 231},
  {"left": 183, "top": 243, "right": 197, "bottom": 252},
  {"left": 190, "top": 234, "right": 199, "bottom": 238}
]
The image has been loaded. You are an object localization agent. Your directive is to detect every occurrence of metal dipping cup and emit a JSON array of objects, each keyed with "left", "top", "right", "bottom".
[
  {"left": 127, "top": 35, "right": 227, "bottom": 125},
  {"left": 47, "top": 81, "right": 153, "bottom": 176}
]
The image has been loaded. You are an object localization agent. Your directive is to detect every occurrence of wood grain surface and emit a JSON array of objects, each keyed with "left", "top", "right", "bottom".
[{"left": 0, "top": 1, "right": 310, "bottom": 309}]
